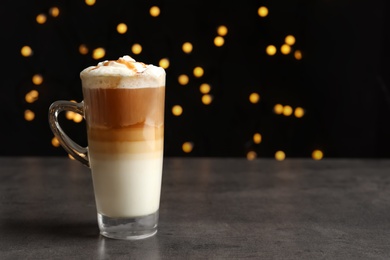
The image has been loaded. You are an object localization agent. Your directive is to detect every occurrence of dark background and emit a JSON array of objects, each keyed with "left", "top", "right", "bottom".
[{"left": 1, "top": 0, "right": 390, "bottom": 158}]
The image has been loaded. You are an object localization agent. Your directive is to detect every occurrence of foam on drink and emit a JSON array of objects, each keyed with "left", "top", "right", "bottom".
[{"left": 80, "top": 55, "right": 165, "bottom": 218}]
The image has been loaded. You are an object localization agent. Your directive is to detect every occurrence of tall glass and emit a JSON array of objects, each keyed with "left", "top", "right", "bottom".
[{"left": 49, "top": 57, "right": 165, "bottom": 240}]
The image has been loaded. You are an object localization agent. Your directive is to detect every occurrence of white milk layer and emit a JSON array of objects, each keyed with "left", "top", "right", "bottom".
[{"left": 89, "top": 149, "right": 163, "bottom": 218}]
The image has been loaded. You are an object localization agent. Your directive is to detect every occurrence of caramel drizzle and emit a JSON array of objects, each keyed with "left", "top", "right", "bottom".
[{"left": 89, "top": 58, "right": 147, "bottom": 72}]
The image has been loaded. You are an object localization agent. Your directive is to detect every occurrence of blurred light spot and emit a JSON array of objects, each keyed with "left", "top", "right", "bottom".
[
  {"left": 68, "top": 154, "right": 75, "bottom": 160},
  {"left": 66, "top": 111, "right": 75, "bottom": 120},
  {"left": 159, "top": 58, "right": 170, "bottom": 69},
  {"left": 200, "top": 83, "right": 211, "bottom": 94},
  {"left": 51, "top": 137, "right": 60, "bottom": 147},
  {"left": 70, "top": 100, "right": 77, "bottom": 103},
  {"left": 294, "top": 107, "right": 305, "bottom": 118},
  {"left": 214, "top": 36, "right": 224, "bottom": 47},
  {"left": 36, "top": 14, "right": 47, "bottom": 24},
  {"left": 79, "top": 44, "right": 88, "bottom": 55},
  {"left": 32, "top": 74, "right": 43, "bottom": 85},
  {"left": 25, "top": 90, "right": 39, "bottom": 103},
  {"left": 266, "top": 45, "right": 277, "bottom": 56},
  {"left": 182, "top": 42, "right": 193, "bottom": 54},
  {"left": 193, "top": 67, "right": 204, "bottom": 78},
  {"left": 73, "top": 113, "right": 83, "bottom": 123},
  {"left": 21, "top": 46, "right": 33, "bottom": 57},
  {"left": 249, "top": 93, "right": 260, "bottom": 104},
  {"left": 258, "top": 6, "right": 269, "bottom": 17},
  {"left": 285, "top": 35, "right": 296, "bottom": 45},
  {"left": 294, "top": 50, "right": 302, "bottom": 60},
  {"left": 275, "top": 151, "right": 285, "bottom": 161},
  {"left": 49, "top": 7, "right": 60, "bottom": 17},
  {"left": 247, "top": 151, "right": 257, "bottom": 161},
  {"left": 172, "top": 105, "right": 183, "bottom": 116},
  {"left": 131, "top": 43, "right": 142, "bottom": 55},
  {"left": 92, "top": 47, "right": 105, "bottom": 59},
  {"left": 116, "top": 23, "right": 127, "bottom": 34},
  {"left": 202, "top": 94, "right": 213, "bottom": 105},
  {"left": 274, "top": 104, "right": 283, "bottom": 114},
  {"left": 217, "top": 25, "right": 228, "bottom": 36},
  {"left": 24, "top": 110, "right": 35, "bottom": 121},
  {"left": 253, "top": 133, "right": 262, "bottom": 144},
  {"left": 182, "top": 142, "right": 193, "bottom": 153},
  {"left": 283, "top": 105, "right": 293, "bottom": 116},
  {"left": 178, "top": 75, "right": 189, "bottom": 85},
  {"left": 85, "top": 0, "right": 96, "bottom": 6},
  {"left": 150, "top": 6, "right": 160, "bottom": 17},
  {"left": 312, "top": 150, "right": 324, "bottom": 160},
  {"left": 280, "top": 44, "right": 291, "bottom": 55}
]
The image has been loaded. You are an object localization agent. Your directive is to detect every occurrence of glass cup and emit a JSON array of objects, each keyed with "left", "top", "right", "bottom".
[{"left": 48, "top": 73, "right": 165, "bottom": 240}]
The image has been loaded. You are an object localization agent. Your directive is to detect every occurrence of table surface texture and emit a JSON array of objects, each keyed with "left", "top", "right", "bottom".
[{"left": 1, "top": 157, "right": 390, "bottom": 259}]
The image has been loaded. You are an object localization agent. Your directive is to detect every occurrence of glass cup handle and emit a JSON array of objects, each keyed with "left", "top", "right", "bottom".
[{"left": 48, "top": 100, "right": 90, "bottom": 168}]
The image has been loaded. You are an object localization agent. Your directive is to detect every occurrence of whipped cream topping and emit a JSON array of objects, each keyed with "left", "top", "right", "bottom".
[{"left": 80, "top": 55, "right": 165, "bottom": 89}]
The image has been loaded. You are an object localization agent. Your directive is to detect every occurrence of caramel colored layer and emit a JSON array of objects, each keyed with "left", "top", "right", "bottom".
[
  {"left": 88, "top": 139, "right": 163, "bottom": 155},
  {"left": 87, "top": 124, "right": 163, "bottom": 142},
  {"left": 83, "top": 86, "right": 165, "bottom": 128}
]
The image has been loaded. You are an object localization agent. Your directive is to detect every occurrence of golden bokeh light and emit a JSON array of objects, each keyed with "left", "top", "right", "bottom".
[
  {"left": 24, "top": 110, "right": 35, "bottom": 121},
  {"left": 150, "top": 6, "right": 160, "bottom": 17},
  {"left": 49, "top": 7, "right": 60, "bottom": 17},
  {"left": 202, "top": 94, "right": 213, "bottom": 105},
  {"left": 312, "top": 150, "right": 324, "bottom": 160},
  {"left": 217, "top": 25, "right": 228, "bottom": 36},
  {"left": 92, "top": 47, "right": 105, "bottom": 60},
  {"left": 249, "top": 93, "right": 260, "bottom": 104},
  {"left": 280, "top": 44, "right": 291, "bottom": 55},
  {"left": 283, "top": 105, "right": 293, "bottom": 116},
  {"left": 294, "top": 50, "right": 302, "bottom": 60},
  {"left": 181, "top": 142, "right": 194, "bottom": 153},
  {"left": 68, "top": 154, "right": 75, "bottom": 160},
  {"left": 25, "top": 94, "right": 34, "bottom": 104},
  {"left": 51, "top": 137, "right": 60, "bottom": 147},
  {"left": 258, "top": 6, "right": 269, "bottom": 17},
  {"left": 131, "top": 43, "right": 142, "bottom": 55},
  {"left": 266, "top": 45, "right": 277, "bottom": 56},
  {"left": 32, "top": 74, "right": 43, "bottom": 85},
  {"left": 274, "top": 104, "right": 283, "bottom": 114},
  {"left": 294, "top": 107, "right": 305, "bottom": 118},
  {"left": 193, "top": 67, "right": 204, "bottom": 78},
  {"left": 285, "top": 35, "right": 296, "bottom": 45},
  {"left": 73, "top": 113, "right": 83, "bottom": 123},
  {"left": 178, "top": 74, "right": 189, "bottom": 85},
  {"left": 253, "top": 133, "right": 262, "bottom": 144},
  {"left": 214, "top": 36, "right": 225, "bottom": 47},
  {"left": 36, "top": 14, "right": 47, "bottom": 24},
  {"left": 275, "top": 151, "right": 286, "bottom": 161},
  {"left": 25, "top": 90, "right": 39, "bottom": 103},
  {"left": 79, "top": 44, "right": 88, "bottom": 55},
  {"left": 66, "top": 111, "right": 75, "bottom": 120},
  {"left": 159, "top": 58, "right": 170, "bottom": 69},
  {"left": 172, "top": 105, "right": 183, "bottom": 116},
  {"left": 200, "top": 83, "right": 211, "bottom": 94},
  {"left": 116, "top": 23, "right": 127, "bottom": 34},
  {"left": 21, "top": 46, "right": 33, "bottom": 57},
  {"left": 247, "top": 151, "right": 257, "bottom": 161},
  {"left": 85, "top": 0, "right": 96, "bottom": 6},
  {"left": 182, "top": 42, "right": 193, "bottom": 54},
  {"left": 182, "top": 142, "right": 193, "bottom": 153}
]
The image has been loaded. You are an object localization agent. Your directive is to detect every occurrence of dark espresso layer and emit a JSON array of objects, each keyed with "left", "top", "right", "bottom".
[{"left": 83, "top": 86, "right": 165, "bottom": 129}]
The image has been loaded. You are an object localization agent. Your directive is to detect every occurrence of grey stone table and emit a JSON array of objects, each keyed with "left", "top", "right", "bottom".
[{"left": 1, "top": 157, "right": 390, "bottom": 259}]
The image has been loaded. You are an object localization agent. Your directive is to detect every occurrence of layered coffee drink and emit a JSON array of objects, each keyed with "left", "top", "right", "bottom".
[{"left": 80, "top": 56, "right": 165, "bottom": 218}]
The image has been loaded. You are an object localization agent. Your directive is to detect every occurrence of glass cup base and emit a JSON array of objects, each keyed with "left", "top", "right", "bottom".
[{"left": 97, "top": 211, "right": 158, "bottom": 240}]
